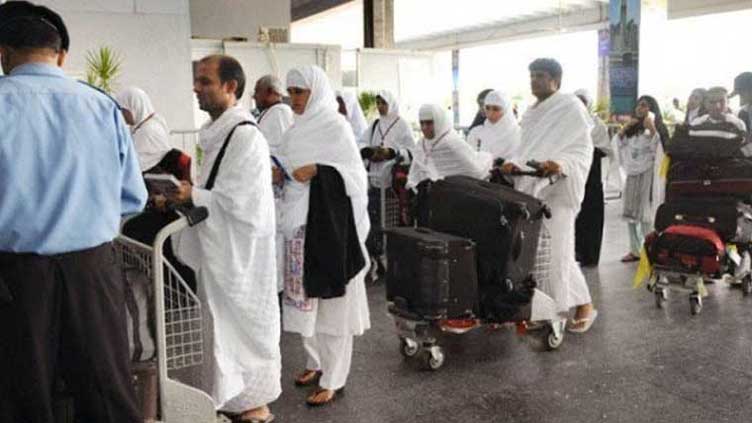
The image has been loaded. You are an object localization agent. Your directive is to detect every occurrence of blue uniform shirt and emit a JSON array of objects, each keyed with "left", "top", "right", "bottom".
[{"left": 0, "top": 63, "right": 147, "bottom": 254}]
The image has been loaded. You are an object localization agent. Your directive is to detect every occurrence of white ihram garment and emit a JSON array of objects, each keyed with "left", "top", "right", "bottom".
[
  {"left": 173, "top": 106, "right": 281, "bottom": 412},
  {"left": 466, "top": 90, "right": 521, "bottom": 161}
]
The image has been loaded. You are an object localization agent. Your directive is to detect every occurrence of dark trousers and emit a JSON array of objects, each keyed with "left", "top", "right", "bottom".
[
  {"left": 366, "top": 188, "right": 384, "bottom": 256},
  {"left": 0, "top": 243, "right": 142, "bottom": 423},
  {"left": 575, "top": 150, "right": 606, "bottom": 266}
]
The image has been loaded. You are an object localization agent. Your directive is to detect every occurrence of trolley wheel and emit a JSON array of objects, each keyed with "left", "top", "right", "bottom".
[
  {"left": 399, "top": 337, "right": 420, "bottom": 358},
  {"left": 423, "top": 346, "right": 445, "bottom": 371},
  {"left": 655, "top": 287, "right": 667, "bottom": 309},
  {"left": 544, "top": 325, "right": 564, "bottom": 351},
  {"left": 689, "top": 293, "right": 703, "bottom": 315},
  {"left": 742, "top": 276, "right": 752, "bottom": 297}
]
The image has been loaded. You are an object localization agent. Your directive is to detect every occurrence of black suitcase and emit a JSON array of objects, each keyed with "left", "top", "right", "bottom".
[
  {"left": 654, "top": 198, "right": 752, "bottom": 242},
  {"left": 666, "top": 122, "right": 748, "bottom": 160},
  {"left": 667, "top": 158, "right": 752, "bottom": 200},
  {"left": 385, "top": 227, "right": 477, "bottom": 319},
  {"left": 427, "top": 176, "right": 546, "bottom": 320}
]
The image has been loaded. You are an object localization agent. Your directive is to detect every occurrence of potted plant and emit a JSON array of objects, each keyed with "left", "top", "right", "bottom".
[{"left": 85, "top": 46, "right": 123, "bottom": 94}]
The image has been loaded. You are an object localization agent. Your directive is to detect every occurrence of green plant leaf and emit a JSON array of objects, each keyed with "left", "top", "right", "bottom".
[{"left": 84, "top": 46, "right": 123, "bottom": 93}]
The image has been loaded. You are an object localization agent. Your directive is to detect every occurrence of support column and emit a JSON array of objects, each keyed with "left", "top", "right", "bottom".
[
  {"left": 364, "top": 0, "right": 394, "bottom": 49},
  {"left": 452, "top": 49, "right": 460, "bottom": 126}
]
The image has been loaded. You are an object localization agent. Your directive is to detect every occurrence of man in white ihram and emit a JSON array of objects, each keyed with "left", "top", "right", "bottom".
[
  {"left": 502, "top": 58, "right": 598, "bottom": 334},
  {"left": 169, "top": 54, "right": 280, "bottom": 423}
]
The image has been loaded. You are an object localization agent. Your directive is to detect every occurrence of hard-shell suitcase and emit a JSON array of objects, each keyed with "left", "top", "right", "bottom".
[
  {"left": 385, "top": 227, "right": 478, "bottom": 319},
  {"left": 667, "top": 159, "right": 752, "bottom": 200},
  {"left": 654, "top": 199, "right": 752, "bottom": 243},
  {"left": 427, "top": 176, "right": 546, "bottom": 320},
  {"left": 427, "top": 176, "right": 546, "bottom": 286},
  {"left": 646, "top": 225, "right": 726, "bottom": 275}
]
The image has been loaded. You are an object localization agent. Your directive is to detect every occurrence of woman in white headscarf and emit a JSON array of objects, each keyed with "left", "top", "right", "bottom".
[
  {"left": 115, "top": 86, "right": 172, "bottom": 172},
  {"left": 358, "top": 89, "right": 416, "bottom": 277},
  {"left": 465, "top": 90, "right": 520, "bottom": 161},
  {"left": 407, "top": 104, "right": 493, "bottom": 225},
  {"left": 278, "top": 65, "right": 370, "bottom": 407},
  {"left": 336, "top": 91, "right": 369, "bottom": 139},
  {"left": 573, "top": 88, "right": 613, "bottom": 266},
  {"left": 407, "top": 104, "right": 492, "bottom": 190}
]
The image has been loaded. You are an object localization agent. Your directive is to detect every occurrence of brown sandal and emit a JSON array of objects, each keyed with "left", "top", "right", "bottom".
[
  {"left": 294, "top": 369, "right": 322, "bottom": 387},
  {"left": 306, "top": 387, "right": 345, "bottom": 407}
]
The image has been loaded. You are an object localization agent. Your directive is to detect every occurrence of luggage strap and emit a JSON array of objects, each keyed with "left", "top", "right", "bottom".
[{"left": 204, "top": 121, "right": 256, "bottom": 191}]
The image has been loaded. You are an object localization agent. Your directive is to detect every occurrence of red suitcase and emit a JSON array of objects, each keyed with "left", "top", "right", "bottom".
[{"left": 646, "top": 225, "right": 725, "bottom": 276}]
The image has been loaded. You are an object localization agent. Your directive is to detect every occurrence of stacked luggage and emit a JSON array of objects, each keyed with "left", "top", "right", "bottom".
[
  {"left": 644, "top": 121, "right": 752, "bottom": 314},
  {"left": 385, "top": 175, "right": 564, "bottom": 370}
]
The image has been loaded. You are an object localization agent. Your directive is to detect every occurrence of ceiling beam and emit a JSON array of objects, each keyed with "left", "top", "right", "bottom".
[{"left": 291, "top": 0, "right": 353, "bottom": 21}]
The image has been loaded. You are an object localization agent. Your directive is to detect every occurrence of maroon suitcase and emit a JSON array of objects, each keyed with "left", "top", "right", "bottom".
[{"left": 667, "top": 159, "right": 752, "bottom": 200}]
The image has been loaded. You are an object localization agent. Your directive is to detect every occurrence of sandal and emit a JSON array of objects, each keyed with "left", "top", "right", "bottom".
[
  {"left": 567, "top": 309, "right": 598, "bottom": 334},
  {"left": 306, "top": 387, "right": 345, "bottom": 407},
  {"left": 294, "top": 369, "right": 322, "bottom": 387},
  {"left": 621, "top": 253, "right": 640, "bottom": 263}
]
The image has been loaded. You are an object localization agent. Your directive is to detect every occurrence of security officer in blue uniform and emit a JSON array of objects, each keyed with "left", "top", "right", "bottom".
[{"left": 0, "top": 2, "right": 146, "bottom": 422}]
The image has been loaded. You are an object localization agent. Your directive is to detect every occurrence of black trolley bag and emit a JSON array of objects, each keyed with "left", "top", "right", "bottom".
[
  {"left": 666, "top": 121, "right": 748, "bottom": 160},
  {"left": 666, "top": 158, "right": 752, "bottom": 201},
  {"left": 426, "top": 175, "right": 548, "bottom": 321},
  {"left": 385, "top": 227, "right": 478, "bottom": 320},
  {"left": 654, "top": 198, "right": 752, "bottom": 243}
]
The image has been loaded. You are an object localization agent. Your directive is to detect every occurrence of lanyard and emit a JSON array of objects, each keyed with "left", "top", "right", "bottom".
[
  {"left": 377, "top": 117, "right": 400, "bottom": 143},
  {"left": 422, "top": 131, "right": 449, "bottom": 161},
  {"left": 132, "top": 113, "right": 154, "bottom": 134}
]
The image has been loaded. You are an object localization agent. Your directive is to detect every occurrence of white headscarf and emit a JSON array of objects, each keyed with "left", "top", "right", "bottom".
[
  {"left": 574, "top": 88, "right": 612, "bottom": 153},
  {"left": 115, "top": 87, "right": 171, "bottom": 171},
  {"left": 418, "top": 103, "right": 453, "bottom": 139},
  {"left": 467, "top": 90, "right": 521, "bottom": 159},
  {"left": 407, "top": 104, "right": 492, "bottom": 189},
  {"left": 337, "top": 91, "right": 368, "bottom": 139},
  {"left": 377, "top": 90, "right": 400, "bottom": 118},
  {"left": 280, "top": 65, "right": 369, "bottom": 236}
]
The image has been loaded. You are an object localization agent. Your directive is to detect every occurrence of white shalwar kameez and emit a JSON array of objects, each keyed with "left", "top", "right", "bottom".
[
  {"left": 258, "top": 102, "right": 294, "bottom": 292},
  {"left": 280, "top": 65, "right": 371, "bottom": 391},
  {"left": 465, "top": 90, "right": 521, "bottom": 161},
  {"left": 173, "top": 106, "right": 281, "bottom": 412},
  {"left": 359, "top": 90, "right": 416, "bottom": 188},
  {"left": 507, "top": 91, "right": 594, "bottom": 315},
  {"left": 115, "top": 86, "right": 172, "bottom": 171},
  {"left": 407, "top": 104, "right": 493, "bottom": 190}
]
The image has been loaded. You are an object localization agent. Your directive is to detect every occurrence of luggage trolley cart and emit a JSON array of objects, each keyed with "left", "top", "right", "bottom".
[
  {"left": 387, "top": 164, "right": 568, "bottom": 371},
  {"left": 367, "top": 159, "right": 407, "bottom": 273},
  {"left": 389, "top": 229, "right": 565, "bottom": 371},
  {"left": 115, "top": 207, "right": 218, "bottom": 422},
  {"left": 645, "top": 202, "right": 752, "bottom": 315},
  {"left": 646, "top": 242, "right": 752, "bottom": 315}
]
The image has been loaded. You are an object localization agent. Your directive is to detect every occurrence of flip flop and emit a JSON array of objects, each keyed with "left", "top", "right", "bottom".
[
  {"left": 567, "top": 309, "right": 598, "bottom": 334},
  {"left": 621, "top": 253, "right": 640, "bottom": 263},
  {"left": 295, "top": 369, "right": 322, "bottom": 387},
  {"left": 306, "top": 387, "right": 345, "bottom": 407}
]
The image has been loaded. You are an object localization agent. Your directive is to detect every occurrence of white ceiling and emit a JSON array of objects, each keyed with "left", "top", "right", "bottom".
[{"left": 395, "top": 0, "right": 609, "bottom": 47}]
